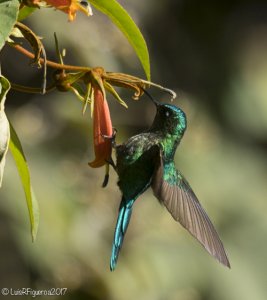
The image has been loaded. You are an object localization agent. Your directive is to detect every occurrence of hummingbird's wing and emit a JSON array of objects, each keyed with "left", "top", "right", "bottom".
[{"left": 152, "top": 152, "right": 230, "bottom": 268}]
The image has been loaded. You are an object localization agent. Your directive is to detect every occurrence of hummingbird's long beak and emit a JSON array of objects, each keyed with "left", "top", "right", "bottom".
[{"left": 142, "top": 89, "right": 160, "bottom": 107}]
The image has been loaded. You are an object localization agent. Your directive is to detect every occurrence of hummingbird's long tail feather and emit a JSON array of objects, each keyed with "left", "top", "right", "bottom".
[{"left": 110, "top": 197, "right": 134, "bottom": 271}]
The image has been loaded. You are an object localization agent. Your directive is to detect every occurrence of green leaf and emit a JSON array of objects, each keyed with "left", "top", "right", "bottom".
[
  {"left": 89, "top": 0, "right": 151, "bottom": 80},
  {"left": 0, "top": 0, "right": 20, "bottom": 50},
  {"left": 0, "top": 74, "right": 11, "bottom": 187},
  {"left": 9, "top": 122, "right": 39, "bottom": 241},
  {"left": 17, "top": 6, "right": 36, "bottom": 21}
]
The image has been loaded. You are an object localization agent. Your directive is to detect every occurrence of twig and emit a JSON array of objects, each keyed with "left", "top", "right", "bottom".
[{"left": 9, "top": 43, "right": 91, "bottom": 72}]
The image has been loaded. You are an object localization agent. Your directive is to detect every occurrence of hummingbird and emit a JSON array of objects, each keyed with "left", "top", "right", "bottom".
[{"left": 109, "top": 91, "right": 230, "bottom": 271}]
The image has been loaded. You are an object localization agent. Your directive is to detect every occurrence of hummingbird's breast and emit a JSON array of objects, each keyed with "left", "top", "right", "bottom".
[{"left": 158, "top": 133, "right": 181, "bottom": 163}]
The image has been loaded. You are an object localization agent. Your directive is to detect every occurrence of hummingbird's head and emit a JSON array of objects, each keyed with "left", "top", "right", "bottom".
[
  {"left": 142, "top": 89, "right": 187, "bottom": 136},
  {"left": 154, "top": 104, "right": 187, "bottom": 136}
]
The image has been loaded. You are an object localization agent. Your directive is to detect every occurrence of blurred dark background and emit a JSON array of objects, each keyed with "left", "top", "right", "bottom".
[{"left": 1, "top": 0, "right": 267, "bottom": 299}]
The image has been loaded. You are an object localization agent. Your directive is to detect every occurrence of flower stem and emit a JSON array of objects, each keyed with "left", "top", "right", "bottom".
[{"left": 9, "top": 43, "right": 91, "bottom": 72}]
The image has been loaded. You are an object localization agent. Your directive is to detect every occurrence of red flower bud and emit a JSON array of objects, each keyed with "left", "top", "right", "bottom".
[{"left": 88, "top": 88, "right": 113, "bottom": 168}]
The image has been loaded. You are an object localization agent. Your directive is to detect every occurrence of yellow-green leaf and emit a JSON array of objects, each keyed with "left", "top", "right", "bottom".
[
  {"left": 89, "top": 0, "right": 150, "bottom": 80},
  {"left": 0, "top": 0, "right": 20, "bottom": 50},
  {"left": 0, "top": 74, "right": 11, "bottom": 187},
  {"left": 9, "top": 122, "right": 39, "bottom": 241}
]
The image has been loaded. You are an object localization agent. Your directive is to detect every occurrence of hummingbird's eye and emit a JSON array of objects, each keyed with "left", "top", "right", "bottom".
[{"left": 165, "top": 111, "right": 170, "bottom": 117}]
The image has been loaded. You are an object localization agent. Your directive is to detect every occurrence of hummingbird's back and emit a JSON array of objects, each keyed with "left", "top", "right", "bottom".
[{"left": 116, "top": 132, "right": 160, "bottom": 200}]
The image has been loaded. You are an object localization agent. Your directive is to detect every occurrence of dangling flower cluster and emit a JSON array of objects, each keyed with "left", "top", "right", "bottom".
[
  {"left": 45, "top": 0, "right": 92, "bottom": 21},
  {"left": 23, "top": 0, "right": 92, "bottom": 21}
]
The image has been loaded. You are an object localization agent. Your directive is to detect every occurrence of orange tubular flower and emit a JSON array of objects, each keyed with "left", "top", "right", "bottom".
[
  {"left": 88, "top": 88, "right": 113, "bottom": 168},
  {"left": 44, "top": 0, "right": 92, "bottom": 21}
]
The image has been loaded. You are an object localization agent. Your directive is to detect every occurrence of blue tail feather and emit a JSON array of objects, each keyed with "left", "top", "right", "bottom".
[{"left": 110, "top": 197, "right": 134, "bottom": 271}]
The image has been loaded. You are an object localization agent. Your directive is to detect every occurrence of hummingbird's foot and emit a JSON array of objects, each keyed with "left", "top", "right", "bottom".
[
  {"left": 101, "top": 128, "right": 117, "bottom": 148},
  {"left": 105, "top": 157, "right": 116, "bottom": 170}
]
